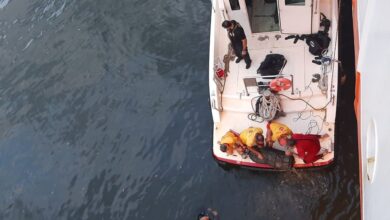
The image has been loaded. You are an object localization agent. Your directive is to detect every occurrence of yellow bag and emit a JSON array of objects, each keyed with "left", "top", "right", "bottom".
[
  {"left": 270, "top": 122, "right": 292, "bottom": 141},
  {"left": 239, "top": 127, "right": 263, "bottom": 147}
]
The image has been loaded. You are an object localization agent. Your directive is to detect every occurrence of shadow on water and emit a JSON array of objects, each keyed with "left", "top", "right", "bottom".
[{"left": 0, "top": 0, "right": 359, "bottom": 219}]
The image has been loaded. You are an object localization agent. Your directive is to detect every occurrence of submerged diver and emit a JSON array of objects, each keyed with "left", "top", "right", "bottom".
[{"left": 198, "top": 208, "right": 219, "bottom": 220}]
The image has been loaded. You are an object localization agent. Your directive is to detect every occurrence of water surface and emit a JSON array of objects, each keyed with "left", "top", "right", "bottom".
[{"left": 0, "top": 0, "right": 359, "bottom": 219}]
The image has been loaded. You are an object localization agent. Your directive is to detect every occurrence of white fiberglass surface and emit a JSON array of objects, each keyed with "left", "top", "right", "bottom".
[
  {"left": 358, "top": 1, "right": 390, "bottom": 219},
  {"left": 212, "top": 44, "right": 337, "bottom": 165}
]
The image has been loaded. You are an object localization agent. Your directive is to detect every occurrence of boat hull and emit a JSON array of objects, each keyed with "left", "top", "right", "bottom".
[{"left": 213, "top": 151, "right": 334, "bottom": 171}]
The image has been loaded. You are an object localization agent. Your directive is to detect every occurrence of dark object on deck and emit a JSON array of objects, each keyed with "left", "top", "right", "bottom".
[
  {"left": 285, "top": 32, "right": 331, "bottom": 57},
  {"left": 305, "top": 32, "right": 331, "bottom": 56},
  {"left": 285, "top": 13, "right": 331, "bottom": 57},
  {"left": 248, "top": 147, "right": 294, "bottom": 170},
  {"left": 257, "top": 54, "right": 286, "bottom": 77},
  {"left": 320, "top": 13, "right": 331, "bottom": 33}
]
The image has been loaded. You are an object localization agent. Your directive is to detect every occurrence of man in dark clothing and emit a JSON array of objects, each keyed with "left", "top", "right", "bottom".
[{"left": 222, "top": 20, "right": 252, "bottom": 69}]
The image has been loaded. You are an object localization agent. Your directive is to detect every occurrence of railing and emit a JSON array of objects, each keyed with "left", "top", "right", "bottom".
[{"left": 242, "top": 74, "right": 295, "bottom": 96}]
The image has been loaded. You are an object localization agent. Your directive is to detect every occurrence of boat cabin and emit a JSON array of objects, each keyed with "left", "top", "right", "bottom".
[{"left": 219, "top": 0, "right": 323, "bottom": 35}]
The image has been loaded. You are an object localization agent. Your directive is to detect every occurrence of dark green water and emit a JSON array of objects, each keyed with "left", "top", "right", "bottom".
[{"left": 0, "top": 0, "right": 359, "bottom": 219}]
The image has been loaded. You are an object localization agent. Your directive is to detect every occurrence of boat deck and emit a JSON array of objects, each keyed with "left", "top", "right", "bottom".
[{"left": 212, "top": 34, "right": 337, "bottom": 167}]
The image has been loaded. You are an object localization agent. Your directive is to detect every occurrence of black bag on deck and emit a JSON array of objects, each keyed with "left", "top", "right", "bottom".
[
  {"left": 285, "top": 13, "right": 331, "bottom": 58},
  {"left": 257, "top": 54, "right": 286, "bottom": 76},
  {"left": 305, "top": 32, "right": 331, "bottom": 56}
]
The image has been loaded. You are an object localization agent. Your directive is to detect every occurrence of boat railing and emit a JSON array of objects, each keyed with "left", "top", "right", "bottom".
[{"left": 242, "top": 74, "right": 295, "bottom": 96}]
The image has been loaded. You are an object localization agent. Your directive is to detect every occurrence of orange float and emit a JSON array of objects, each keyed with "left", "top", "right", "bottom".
[{"left": 269, "top": 78, "right": 292, "bottom": 92}]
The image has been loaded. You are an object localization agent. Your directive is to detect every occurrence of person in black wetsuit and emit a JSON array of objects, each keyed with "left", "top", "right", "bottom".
[
  {"left": 198, "top": 208, "right": 219, "bottom": 220},
  {"left": 222, "top": 20, "right": 252, "bottom": 69}
]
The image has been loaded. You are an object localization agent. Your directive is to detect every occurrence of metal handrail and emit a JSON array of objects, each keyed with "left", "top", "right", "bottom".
[{"left": 242, "top": 74, "right": 295, "bottom": 96}]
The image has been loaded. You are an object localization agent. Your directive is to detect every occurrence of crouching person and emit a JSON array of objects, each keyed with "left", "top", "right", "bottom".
[
  {"left": 282, "top": 133, "right": 330, "bottom": 164},
  {"left": 219, "top": 130, "right": 241, "bottom": 155},
  {"left": 242, "top": 126, "right": 294, "bottom": 170},
  {"left": 219, "top": 130, "right": 248, "bottom": 156},
  {"left": 266, "top": 121, "right": 293, "bottom": 149},
  {"left": 239, "top": 127, "right": 265, "bottom": 160},
  {"left": 219, "top": 128, "right": 264, "bottom": 160}
]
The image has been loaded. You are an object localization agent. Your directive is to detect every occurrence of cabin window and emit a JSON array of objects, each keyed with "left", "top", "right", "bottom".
[
  {"left": 285, "top": 0, "right": 305, "bottom": 5},
  {"left": 229, "top": 0, "right": 240, "bottom": 10}
]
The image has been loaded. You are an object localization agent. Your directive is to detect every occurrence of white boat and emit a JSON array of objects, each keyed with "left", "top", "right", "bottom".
[
  {"left": 209, "top": 0, "right": 340, "bottom": 170},
  {"left": 352, "top": 0, "right": 390, "bottom": 219}
]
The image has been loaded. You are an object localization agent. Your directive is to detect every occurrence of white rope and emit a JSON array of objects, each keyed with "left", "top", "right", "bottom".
[{"left": 256, "top": 91, "right": 282, "bottom": 121}]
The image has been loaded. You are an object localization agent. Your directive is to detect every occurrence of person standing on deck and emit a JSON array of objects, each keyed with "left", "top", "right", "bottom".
[{"left": 222, "top": 20, "right": 252, "bottom": 69}]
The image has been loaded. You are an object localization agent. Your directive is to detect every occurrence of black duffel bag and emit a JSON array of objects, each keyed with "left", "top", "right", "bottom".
[{"left": 257, "top": 54, "right": 286, "bottom": 76}]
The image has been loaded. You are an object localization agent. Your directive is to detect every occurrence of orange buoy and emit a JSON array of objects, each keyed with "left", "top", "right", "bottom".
[{"left": 269, "top": 78, "right": 292, "bottom": 92}]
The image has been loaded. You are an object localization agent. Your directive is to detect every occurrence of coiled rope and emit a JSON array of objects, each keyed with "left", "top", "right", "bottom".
[{"left": 248, "top": 90, "right": 282, "bottom": 123}]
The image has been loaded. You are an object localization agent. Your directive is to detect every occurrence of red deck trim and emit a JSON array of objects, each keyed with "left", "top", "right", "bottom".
[
  {"left": 213, "top": 153, "right": 333, "bottom": 169},
  {"left": 214, "top": 154, "right": 274, "bottom": 169},
  {"left": 293, "top": 159, "right": 333, "bottom": 168}
]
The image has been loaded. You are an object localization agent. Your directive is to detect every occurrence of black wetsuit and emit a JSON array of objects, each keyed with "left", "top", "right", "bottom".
[
  {"left": 198, "top": 209, "right": 219, "bottom": 220},
  {"left": 228, "top": 20, "right": 251, "bottom": 66}
]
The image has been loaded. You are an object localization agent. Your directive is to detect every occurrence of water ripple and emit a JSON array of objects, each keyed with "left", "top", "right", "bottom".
[
  {"left": 0, "top": 0, "right": 359, "bottom": 219},
  {"left": 0, "top": 0, "right": 10, "bottom": 9}
]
